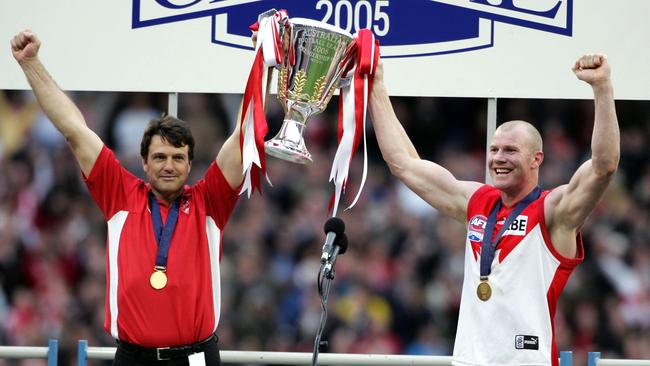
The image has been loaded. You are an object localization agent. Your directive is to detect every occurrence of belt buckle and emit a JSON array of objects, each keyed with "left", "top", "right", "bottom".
[{"left": 156, "top": 347, "right": 171, "bottom": 361}]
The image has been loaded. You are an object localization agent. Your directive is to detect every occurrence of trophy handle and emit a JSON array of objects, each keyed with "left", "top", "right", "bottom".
[
  {"left": 257, "top": 8, "right": 278, "bottom": 25},
  {"left": 335, "top": 41, "right": 359, "bottom": 88}
]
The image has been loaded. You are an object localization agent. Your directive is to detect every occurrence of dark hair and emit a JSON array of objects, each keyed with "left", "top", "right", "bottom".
[{"left": 140, "top": 115, "right": 195, "bottom": 161}]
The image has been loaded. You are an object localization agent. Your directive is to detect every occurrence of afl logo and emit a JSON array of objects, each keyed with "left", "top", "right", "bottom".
[{"left": 468, "top": 215, "right": 487, "bottom": 242}]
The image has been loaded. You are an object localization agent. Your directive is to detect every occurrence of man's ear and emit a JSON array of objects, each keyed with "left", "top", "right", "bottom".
[{"left": 532, "top": 151, "right": 544, "bottom": 169}]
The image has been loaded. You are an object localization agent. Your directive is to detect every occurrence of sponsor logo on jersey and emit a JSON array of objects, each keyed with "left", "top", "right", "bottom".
[
  {"left": 181, "top": 198, "right": 190, "bottom": 214},
  {"left": 468, "top": 215, "right": 487, "bottom": 242},
  {"left": 515, "top": 335, "right": 539, "bottom": 350},
  {"left": 503, "top": 215, "right": 528, "bottom": 236}
]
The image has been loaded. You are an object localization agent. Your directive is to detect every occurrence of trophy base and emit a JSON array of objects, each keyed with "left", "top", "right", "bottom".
[{"left": 265, "top": 140, "right": 313, "bottom": 164}]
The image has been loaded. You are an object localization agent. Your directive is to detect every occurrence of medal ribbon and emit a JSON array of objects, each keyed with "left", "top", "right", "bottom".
[
  {"left": 149, "top": 193, "right": 181, "bottom": 269},
  {"left": 480, "top": 186, "right": 542, "bottom": 277},
  {"left": 328, "top": 29, "right": 380, "bottom": 216}
]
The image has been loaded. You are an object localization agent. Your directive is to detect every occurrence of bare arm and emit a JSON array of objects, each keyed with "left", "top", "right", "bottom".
[
  {"left": 11, "top": 30, "right": 103, "bottom": 176},
  {"left": 369, "top": 62, "right": 481, "bottom": 223},
  {"left": 214, "top": 32, "right": 260, "bottom": 190},
  {"left": 215, "top": 102, "right": 245, "bottom": 189},
  {"left": 546, "top": 54, "right": 620, "bottom": 257}
]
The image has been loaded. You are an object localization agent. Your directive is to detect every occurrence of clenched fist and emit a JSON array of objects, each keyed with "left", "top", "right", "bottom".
[
  {"left": 572, "top": 53, "right": 611, "bottom": 88},
  {"left": 10, "top": 30, "right": 41, "bottom": 64}
]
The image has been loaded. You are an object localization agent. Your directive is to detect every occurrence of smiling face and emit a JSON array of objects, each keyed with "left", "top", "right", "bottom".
[
  {"left": 488, "top": 121, "right": 544, "bottom": 199},
  {"left": 142, "top": 135, "right": 191, "bottom": 202}
]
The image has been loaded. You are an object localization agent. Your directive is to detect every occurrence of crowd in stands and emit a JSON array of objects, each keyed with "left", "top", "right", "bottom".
[{"left": 0, "top": 90, "right": 648, "bottom": 365}]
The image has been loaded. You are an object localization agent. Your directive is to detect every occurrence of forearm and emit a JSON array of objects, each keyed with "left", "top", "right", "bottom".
[
  {"left": 216, "top": 101, "right": 244, "bottom": 188},
  {"left": 590, "top": 81, "right": 620, "bottom": 176},
  {"left": 216, "top": 122, "right": 242, "bottom": 167},
  {"left": 369, "top": 81, "right": 419, "bottom": 175},
  {"left": 19, "top": 58, "right": 88, "bottom": 143}
]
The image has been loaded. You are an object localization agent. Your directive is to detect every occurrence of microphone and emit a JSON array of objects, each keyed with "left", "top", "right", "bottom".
[
  {"left": 321, "top": 217, "right": 345, "bottom": 263},
  {"left": 324, "top": 233, "right": 348, "bottom": 279}
]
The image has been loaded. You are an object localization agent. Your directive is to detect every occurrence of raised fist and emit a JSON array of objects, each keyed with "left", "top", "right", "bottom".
[
  {"left": 10, "top": 30, "right": 41, "bottom": 64},
  {"left": 572, "top": 53, "right": 611, "bottom": 87}
]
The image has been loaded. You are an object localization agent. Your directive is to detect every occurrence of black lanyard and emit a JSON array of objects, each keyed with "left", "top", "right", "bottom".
[
  {"left": 480, "top": 186, "right": 541, "bottom": 277},
  {"left": 149, "top": 192, "right": 180, "bottom": 269}
]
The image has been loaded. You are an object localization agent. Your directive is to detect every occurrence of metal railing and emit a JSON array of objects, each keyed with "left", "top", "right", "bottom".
[
  {"left": 78, "top": 341, "right": 452, "bottom": 366},
  {"left": 589, "top": 352, "right": 650, "bottom": 366},
  {"left": 77, "top": 341, "right": 577, "bottom": 366},
  {"left": 0, "top": 339, "right": 58, "bottom": 366},
  {"left": 2, "top": 340, "right": 648, "bottom": 366}
]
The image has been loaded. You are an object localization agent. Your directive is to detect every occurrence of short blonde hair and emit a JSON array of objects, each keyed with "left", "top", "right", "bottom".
[{"left": 496, "top": 120, "right": 543, "bottom": 153}]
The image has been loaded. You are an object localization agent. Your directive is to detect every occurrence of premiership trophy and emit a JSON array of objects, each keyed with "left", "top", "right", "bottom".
[
  {"left": 240, "top": 9, "right": 378, "bottom": 209},
  {"left": 264, "top": 18, "right": 355, "bottom": 164}
]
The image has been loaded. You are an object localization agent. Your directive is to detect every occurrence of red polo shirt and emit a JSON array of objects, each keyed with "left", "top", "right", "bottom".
[{"left": 84, "top": 146, "right": 239, "bottom": 347}]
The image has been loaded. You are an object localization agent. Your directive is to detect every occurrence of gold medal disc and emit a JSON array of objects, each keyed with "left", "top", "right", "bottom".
[
  {"left": 150, "top": 270, "right": 168, "bottom": 290},
  {"left": 477, "top": 281, "right": 492, "bottom": 301}
]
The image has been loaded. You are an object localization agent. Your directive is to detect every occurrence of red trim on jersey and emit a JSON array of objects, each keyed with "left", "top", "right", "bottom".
[
  {"left": 538, "top": 192, "right": 584, "bottom": 366},
  {"left": 495, "top": 202, "right": 521, "bottom": 262},
  {"left": 538, "top": 193, "right": 585, "bottom": 268},
  {"left": 467, "top": 185, "right": 584, "bottom": 265}
]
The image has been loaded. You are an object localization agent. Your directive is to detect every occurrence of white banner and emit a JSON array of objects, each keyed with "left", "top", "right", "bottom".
[{"left": 0, "top": 0, "right": 648, "bottom": 99}]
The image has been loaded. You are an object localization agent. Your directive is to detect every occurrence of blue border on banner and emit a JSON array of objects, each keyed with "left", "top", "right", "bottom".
[{"left": 132, "top": 0, "right": 572, "bottom": 58}]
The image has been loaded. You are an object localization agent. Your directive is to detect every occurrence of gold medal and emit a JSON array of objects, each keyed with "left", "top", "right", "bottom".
[
  {"left": 150, "top": 268, "right": 167, "bottom": 290},
  {"left": 477, "top": 280, "right": 492, "bottom": 301}
]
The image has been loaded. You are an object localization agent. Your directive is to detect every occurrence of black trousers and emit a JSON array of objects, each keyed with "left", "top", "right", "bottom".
[{"left": 112, "top": 336, "right": 222, "bottom": 366}]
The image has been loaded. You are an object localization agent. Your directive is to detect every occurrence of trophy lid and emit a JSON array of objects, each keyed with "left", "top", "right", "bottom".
[{"left": 289, "top": 18, "right": 353, "bottom": 39}]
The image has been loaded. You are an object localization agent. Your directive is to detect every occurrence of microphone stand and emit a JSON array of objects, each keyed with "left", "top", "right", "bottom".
[
  {"left": 310, "top": 262, "right": 334, "bottom": 366},
  {"left": 311, "top": 231, "right": 347, "bottom": 366}
]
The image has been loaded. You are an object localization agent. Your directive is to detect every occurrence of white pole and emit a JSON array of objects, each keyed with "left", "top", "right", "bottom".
[
  {"left": 0, "top": 346, "right": 49, "bottom": 358},
  {"left": 168, "top": 92, "right": 179, "bottom": 117},
  {"left": 486, "top": 97, "right": 497, "bottom": 184},
  {"left": 597, "top": 360, "right": 650, "bottom": 366}
]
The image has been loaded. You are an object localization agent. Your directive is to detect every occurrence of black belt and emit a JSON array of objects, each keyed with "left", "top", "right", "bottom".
[{"left": 117, "top": 333, "right": 217, "bottom": 361}]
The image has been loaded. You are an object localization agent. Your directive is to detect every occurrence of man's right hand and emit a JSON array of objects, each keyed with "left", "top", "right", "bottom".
[{"left": 10, "top": 30, "right": 40, "bottom": 64}]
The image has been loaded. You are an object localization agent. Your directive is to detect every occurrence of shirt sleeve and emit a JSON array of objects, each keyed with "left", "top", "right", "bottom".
[
  {"left": 83, "top": 146, "right": 142, "bottom": 219},
  {"left": 194, "top": 161, "right": 240, "bottom": 229}
]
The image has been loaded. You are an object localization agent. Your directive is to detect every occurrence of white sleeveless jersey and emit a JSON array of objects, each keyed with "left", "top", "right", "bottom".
[{"left": 452, "top": 185, "right": 583, "bottom": 366}]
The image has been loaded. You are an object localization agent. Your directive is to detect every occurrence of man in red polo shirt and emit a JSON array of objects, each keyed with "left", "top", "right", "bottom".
[{"left": 12, "top": 30, "right": 244, "bottom": 365}]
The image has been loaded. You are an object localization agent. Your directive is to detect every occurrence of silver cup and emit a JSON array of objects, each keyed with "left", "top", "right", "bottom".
[{"left": 264, "top": 18, "right": 355, "bottom": 164}]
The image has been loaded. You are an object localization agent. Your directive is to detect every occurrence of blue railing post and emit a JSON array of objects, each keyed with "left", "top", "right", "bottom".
[
  {"left": 47, "top": 339, "right": 58, "bottom": 366},
  {"left": 77, "top": 340, "right": 88, "bottom": 366},
  {"left": 588, "top": 351, "right": 601, "bottom": 366},
  {"left": 559, "top": 351, "right": 573, "bottom": 366}
]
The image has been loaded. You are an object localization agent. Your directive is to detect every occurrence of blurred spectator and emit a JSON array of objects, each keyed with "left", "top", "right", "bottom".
[{"left": 0, "top": 91, "right": 38, "bottom": 159}]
